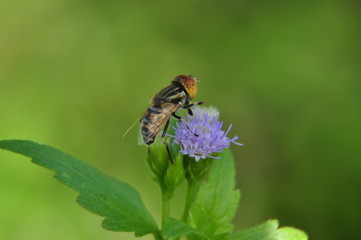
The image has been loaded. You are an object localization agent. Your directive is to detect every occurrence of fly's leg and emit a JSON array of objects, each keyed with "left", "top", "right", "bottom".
[
  {"left": 184, "top": 101, "right": 204, "bottom": 110},
  {"left": 161, "top": 118, "right": 174, "bottom": 164},
  {"left": 172, "top": 112, "right": 181, "bottom": 120},
  {"left": 172, "top": 112, "right": 199, "bottom": 137},
  {"left": 184, "top": 101, "right": 204, "bottom": 116}
]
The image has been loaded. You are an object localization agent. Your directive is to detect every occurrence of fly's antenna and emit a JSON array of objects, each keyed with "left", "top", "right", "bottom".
[{"left": 122, "top": 116, "right": 140, "bottom": 138}]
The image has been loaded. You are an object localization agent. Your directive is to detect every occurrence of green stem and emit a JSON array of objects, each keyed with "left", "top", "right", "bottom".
[
  {"left": 153, "top": 231, "right": 163, "bottom": 240},
  {"left": 159, "top": 178, "right": 172, "bottom": 228},
  {"left": 162, "top": 194, "right": 171, "bottom": 227},
  {"left": 182, "top": 179, "right": 197, "bottom": 222}
]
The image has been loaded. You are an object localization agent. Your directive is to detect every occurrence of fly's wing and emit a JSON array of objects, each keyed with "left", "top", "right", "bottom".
[
  {"left": 137, "top": 125, "right": 146, "bottom": 145},
  {"left": 139, "top": 103, "right": 179, "bottom": 145}
]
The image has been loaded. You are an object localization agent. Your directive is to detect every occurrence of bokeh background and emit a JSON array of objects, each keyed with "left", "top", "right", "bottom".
[{"left": 1, "top": 0, "right": 360, "bottom": 239}]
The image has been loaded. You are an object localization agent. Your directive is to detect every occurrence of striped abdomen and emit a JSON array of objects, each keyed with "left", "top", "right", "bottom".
[{"left": 140, "top": 103, "right": 179, "bottom": 145}]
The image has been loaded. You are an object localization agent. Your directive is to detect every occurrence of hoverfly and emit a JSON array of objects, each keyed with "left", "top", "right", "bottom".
[{"left": 140, "top": 75, "right": 203, "bottom": 163}]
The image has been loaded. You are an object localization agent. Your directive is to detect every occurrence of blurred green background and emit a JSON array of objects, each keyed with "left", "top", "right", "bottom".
[{"left": 1, "top": 0, "right": 360, "bottom": 239}]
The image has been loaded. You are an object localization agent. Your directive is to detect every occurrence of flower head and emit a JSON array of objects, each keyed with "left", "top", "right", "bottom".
[{"left": 170, "top": 107, "right": 243, "bottom": 161}]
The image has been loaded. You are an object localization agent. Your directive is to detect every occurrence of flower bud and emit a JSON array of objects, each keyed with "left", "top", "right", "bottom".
[
  {"left": 164, "top": 153, "right": 185, "bottom": 190},
  {"left": 146, "top": 139, "right": 169, "bottom": 177},
  {"left": 184, "top": 155, "right": 213, "bottom": 181}
]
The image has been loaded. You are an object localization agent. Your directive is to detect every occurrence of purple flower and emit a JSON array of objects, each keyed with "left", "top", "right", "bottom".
[{"left": 170, "top": 107, "right": 243, "bottom": 161}]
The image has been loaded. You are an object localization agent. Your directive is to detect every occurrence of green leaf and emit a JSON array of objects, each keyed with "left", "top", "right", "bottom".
[
  {"left": 211, "top": 233, "right": 230, "bottom": 240},
  {"left": 162, "top": 217, "right": 208, "bottom": 240},
  {"left": 189, "top": 149, "right": 240, "bottom": 238},
  {"left": 228, "top": 220, "right": 279, "bottom": 240},
  {"left": 0, "top": 140, "right": 158, "bottom": 237},
  {"left": 274, "top": 227, "right": 308, "bottom": 240},
  {"left": 228, "top": 220, "right": 308, "bottom": 240}
]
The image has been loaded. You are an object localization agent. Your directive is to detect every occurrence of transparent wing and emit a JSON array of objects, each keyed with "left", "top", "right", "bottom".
[
  {"left": 138, "top": 125, "right": 146, "bottom": 145},
  {"left": 140, "top": 103, "right": 180, "bottom": 145}
]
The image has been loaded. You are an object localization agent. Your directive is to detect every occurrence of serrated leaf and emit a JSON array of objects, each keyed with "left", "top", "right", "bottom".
[
  {"left": 189, "top": 149, "right": 240, "bottom": 238},
  {"left": 228, "top": 220, "right": 308, "bottom": 240},
  {"left": 162, "top": 217, "right": 208, "bottom": 240},
  {"left": 0, "top": 140, "right": 158, "bottom": 237}
]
